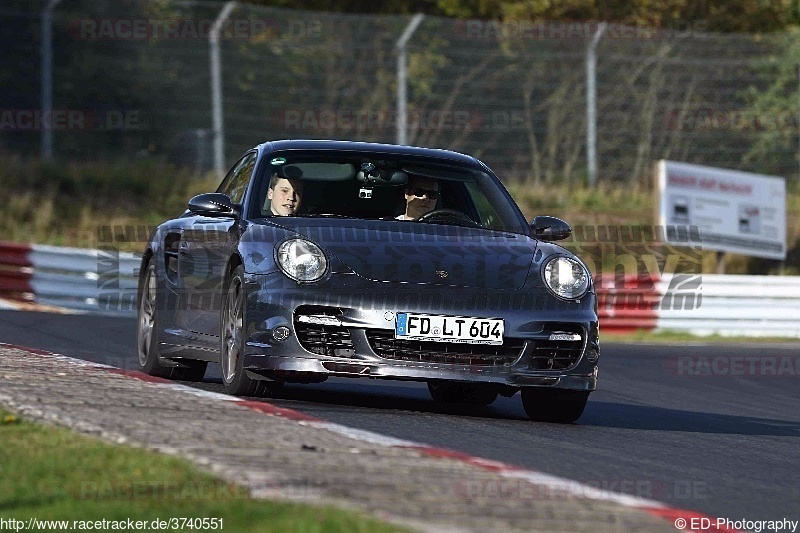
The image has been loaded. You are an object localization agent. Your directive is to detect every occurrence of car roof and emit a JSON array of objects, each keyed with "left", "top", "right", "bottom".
[{"left": 256, "top": 139, "right": 483, "bottom": 167}]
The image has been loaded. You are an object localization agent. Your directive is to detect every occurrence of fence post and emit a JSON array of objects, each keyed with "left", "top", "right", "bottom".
[
  {"left": 586, "top": 22, "right": 607, "bottom": 187},
  {"left": 396, "top": 14, "right": 424, "bottom": 146},
  {"left": 210, "top": 1, "right": 237, "bottom": 178},
  {"left": 41, "top": 0, "right": 64, "bottom": 161}
]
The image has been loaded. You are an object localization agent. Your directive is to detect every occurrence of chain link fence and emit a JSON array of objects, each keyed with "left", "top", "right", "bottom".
[{"left": 1, "top": 0, "right": 796, "bottom": 184}]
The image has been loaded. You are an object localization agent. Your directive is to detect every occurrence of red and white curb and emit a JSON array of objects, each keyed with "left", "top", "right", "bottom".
[{"left": 1, "top": 341, "right": 739, "bottom": 533}]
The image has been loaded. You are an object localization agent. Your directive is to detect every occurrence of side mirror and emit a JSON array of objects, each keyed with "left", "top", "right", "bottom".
[
  {"left": 530, "top": 215, "right": 571, "bottom": 241},
  {"left": 187, "top": 193, "right": 240, "bottom": 218}
]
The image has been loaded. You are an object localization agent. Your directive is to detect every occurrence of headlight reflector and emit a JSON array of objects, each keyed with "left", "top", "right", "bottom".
[
  {"left": 543, "top": 256, "right": 589, "bottom": 299},
  {"left": 276, "top": 239, "right": 328, "bottom": 283}
]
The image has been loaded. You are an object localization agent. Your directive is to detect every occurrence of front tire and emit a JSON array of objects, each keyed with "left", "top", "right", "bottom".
[
  {"left": 220, "top": 265, "right": 273, "bottom": 397},
  {"left": 137, "top": 259, "right": 207, "bottom": 381},
  {"left": 521, "top": 388, "right": 589, "bottom": 423}
]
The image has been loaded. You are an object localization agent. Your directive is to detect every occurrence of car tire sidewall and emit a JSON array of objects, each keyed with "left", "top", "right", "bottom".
[
  {"left": 137, "top": 260, "right": 168, "bottom": 376},
  {"left": 220, "top": 264, "right": 255, "bottom": 395},
  {"left": 521, "top": 388, "right": 589, "bottom": 423},
  {"left": 137, "top": 259, "right": 207, "bottom": 381}
]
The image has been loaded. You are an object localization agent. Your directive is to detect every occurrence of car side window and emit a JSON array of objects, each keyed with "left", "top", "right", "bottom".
[{"left": 217, "top": 152, "right": 257, "bottom": 204}]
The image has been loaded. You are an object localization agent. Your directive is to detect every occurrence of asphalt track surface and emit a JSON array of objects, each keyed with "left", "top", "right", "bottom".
[{"left": 2, "top": 309, "right": 799, "bottom": 525}]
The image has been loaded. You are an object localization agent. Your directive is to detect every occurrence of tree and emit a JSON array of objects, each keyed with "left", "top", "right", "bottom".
[
  {"left": 209, "top": 0, "right": 800, "bottom": 33},
  {"left": 742, "top": 28, "right": 800, "bottom": 174}
]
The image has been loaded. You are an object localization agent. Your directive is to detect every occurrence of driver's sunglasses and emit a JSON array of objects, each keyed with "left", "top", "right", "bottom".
[{"left": 409, "top": 188, "right": 440, "bottom": 199}]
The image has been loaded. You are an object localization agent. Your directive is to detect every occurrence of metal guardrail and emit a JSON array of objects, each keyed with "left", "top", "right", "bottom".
[
  {"left": 595, "top": 273, "right": 800, "bottom": 337},
  {"left": 0, "top": 242, "right": 139, "bottom": 315},
  {"left": 1, "top": 242, "right": 799, "bottom": 336},
  {"left": 657, "top": 274, "right": 800, "bottom": 337}
]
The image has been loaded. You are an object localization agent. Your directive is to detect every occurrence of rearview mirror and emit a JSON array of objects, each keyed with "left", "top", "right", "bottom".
[
  {"left": 530, "top": 216, "right": 571, "bottom": 241},
  {"left": 187, "top": 193, "right": 240, "bottom": 218},
  {"left": 356, "top": 165, "right": 409, "bottom": 186}
]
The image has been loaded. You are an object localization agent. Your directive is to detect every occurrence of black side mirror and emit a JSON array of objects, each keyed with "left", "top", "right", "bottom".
[
  {"left": 530, "top": 215, "right": 572, "bottom": 241},
  {"left": 187, "top": 193, "right": 240, "bottom": 218}
]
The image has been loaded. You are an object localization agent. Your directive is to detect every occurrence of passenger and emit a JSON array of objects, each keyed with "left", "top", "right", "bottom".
[
  {"left": 396, "top": 177, "right": 440, "bottom": 220},
  {"left": 266, "top": 173, "right": 303, "bottom": 216}
]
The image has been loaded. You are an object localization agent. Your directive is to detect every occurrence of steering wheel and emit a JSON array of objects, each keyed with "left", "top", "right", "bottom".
[{"left": 415, "top": 209, "right": 480, "bottom": 227}]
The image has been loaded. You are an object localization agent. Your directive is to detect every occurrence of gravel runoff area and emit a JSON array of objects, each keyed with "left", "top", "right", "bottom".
[{"left": 0, "top": 345, "right": 679, "bottom": 532}]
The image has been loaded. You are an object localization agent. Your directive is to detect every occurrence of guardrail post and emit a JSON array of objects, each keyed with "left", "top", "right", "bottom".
[
  {"left": 396, "top": 14, "right": 425, "bottom": 146},
  {"left": 210, "top": 1, "right": 237, "bottom": 179},
  {"left": 41, "top": 0, "right": 64, "bottom": 161},
  {"left": 586, "top": 22, "right": 607, "bottom": 187}
]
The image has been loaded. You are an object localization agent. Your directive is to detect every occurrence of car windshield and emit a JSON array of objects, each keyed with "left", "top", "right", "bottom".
[{"left": 251, "top": 151, "right": 528, "bottom": 233}]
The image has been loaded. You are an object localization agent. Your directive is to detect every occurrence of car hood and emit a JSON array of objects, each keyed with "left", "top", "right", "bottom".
[{"left": 260, "top": 218, "right": 537, "bottom": 289}]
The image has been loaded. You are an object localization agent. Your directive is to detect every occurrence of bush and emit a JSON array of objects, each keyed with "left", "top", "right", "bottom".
[{"left": 0, "top": 155, "right": 218, "bottom": 250}]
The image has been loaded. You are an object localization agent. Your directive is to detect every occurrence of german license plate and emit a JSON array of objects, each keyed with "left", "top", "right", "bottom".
[{"left": 395, "top": 313, "right": 504, "bottom": 345}]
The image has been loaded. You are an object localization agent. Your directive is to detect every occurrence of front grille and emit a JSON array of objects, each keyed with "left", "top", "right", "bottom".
[
  {"left": 294, "top": 305, "right": 354, "bottom": 358},
  {"left": 528, "top": 338, "right": 584, "bottom": 370},
  {"left": 366, "top": 329, "right": 523, "bottom": 366}
]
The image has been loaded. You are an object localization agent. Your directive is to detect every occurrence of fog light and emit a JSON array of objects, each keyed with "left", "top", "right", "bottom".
[
  {"left": 272, "top": 326, "right": 291, "bottom": 342},
  {"left": 586, "top": 348, "right": 599, "bottom": 363}
]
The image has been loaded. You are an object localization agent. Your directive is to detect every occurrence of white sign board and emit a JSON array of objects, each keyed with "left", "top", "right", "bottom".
[{"left": 656, "top": 160, "right": 786, "bottom": 260}]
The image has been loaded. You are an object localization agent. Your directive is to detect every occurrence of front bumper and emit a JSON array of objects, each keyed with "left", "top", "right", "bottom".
[{"left": 242, "top": 272, "right": 599, "bottom": 391}]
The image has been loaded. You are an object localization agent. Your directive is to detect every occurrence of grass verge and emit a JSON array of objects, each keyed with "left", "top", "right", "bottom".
[
  {"left": 0, "top": 408, "right": 407, "bottom": 533},
  {"left": 0, "top": 156, "right": 218, "bottom": 252}
]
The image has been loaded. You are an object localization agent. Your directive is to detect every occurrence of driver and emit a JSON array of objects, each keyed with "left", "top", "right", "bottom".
[
  {"left": 266, "top": 173, "right": 303, "bottom": 216},
  {"left": 396, "top": 176, "right": 440, "bottom": 220}
]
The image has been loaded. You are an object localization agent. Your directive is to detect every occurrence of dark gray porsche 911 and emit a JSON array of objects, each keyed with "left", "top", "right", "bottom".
[{"left": 137, "top": 140, "right": 599, "bottom": 422}]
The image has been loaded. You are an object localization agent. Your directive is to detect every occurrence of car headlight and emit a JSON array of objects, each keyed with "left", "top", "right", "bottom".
[
  {"left": 276, "top": 239, "right": 328, "bottom": 283},
  {"left": 542, "top": 256, "right": 589, "bottom": 300}
]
